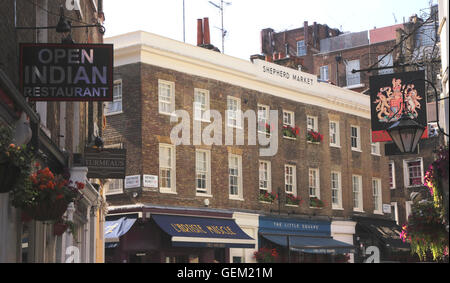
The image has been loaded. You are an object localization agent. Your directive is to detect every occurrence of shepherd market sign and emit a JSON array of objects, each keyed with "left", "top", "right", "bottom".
[
  {"left": 254, "top": 59, "right": 317, "bottom": 88},
  {"left": 20, "top": 43, "right": 113, "bottom": 101}
]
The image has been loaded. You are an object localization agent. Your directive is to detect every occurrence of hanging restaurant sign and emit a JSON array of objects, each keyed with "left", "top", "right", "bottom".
[
  {"left": 19, "top": 43, "right": 113, "bottom": 101},
  {"left": 369, "top": 70, "right": 428, "bottom": 142},
  {"left": 84, "top": 147, "right": 126, "bottom": 179}
]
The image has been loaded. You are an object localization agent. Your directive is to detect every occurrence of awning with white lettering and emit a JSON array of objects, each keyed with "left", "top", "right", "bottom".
[
  {"left": 152, "top": 214, "right": 255, "bottom": 248},
  {"left": 260, "top": 233, "right": 355, "bottom": 254}
]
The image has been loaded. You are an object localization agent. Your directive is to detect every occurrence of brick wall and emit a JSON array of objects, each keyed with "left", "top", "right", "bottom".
[{"left": 105, "top": 62, "right": 391, "bottom": 220}]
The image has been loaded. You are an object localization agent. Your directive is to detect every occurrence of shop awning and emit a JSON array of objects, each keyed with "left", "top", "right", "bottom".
[
  {"left": 354, "top": 217, "right": 410, "bottom": 251},
  {"left": 152, "top": 214, "right": 255, "bottom": 248},
  {"left": 104, "top": 216, "right": 137, "bottom": 243},
  {"left": 261, "top": 234, "right": 355, "bottom": 254}
]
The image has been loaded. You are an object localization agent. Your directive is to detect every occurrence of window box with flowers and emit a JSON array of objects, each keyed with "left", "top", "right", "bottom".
[
  {"left": 286, "top": 193, "right": 302, "bottom": 206},
  {"left": 307, "top": 130, "right": 324, "bottom": 144},
  {"left": 259, "top": 190, "right": 278, "bottom": 203},
  {"left": 253, "top": 247, "right": 279, "bottom": 263},
  {"left": 12, "top": 163, "right": 85, "bottom": 222},
  {"left": 310, "top": 197, "right": 325, "bottom": 208},
  {"left": 0, "top": 126, "right": 34, "bottom": 194},
  {"left": 283, "top": 125, "right": 300, "bottom": 139}
]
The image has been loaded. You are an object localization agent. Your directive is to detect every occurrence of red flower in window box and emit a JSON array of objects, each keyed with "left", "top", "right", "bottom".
[
  {"left": 307, "top": 130, "right": 323, "bottom": 143},
  {"left": 283, "top": 125, "right": 300, "bottom": 138},
  {"left": 286, "top": 193, "right": 302, "bottom": 206}
]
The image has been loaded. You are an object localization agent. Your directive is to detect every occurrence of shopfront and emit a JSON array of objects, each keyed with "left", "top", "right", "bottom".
[
  {"left": 105, "top": 206, "right": 256, "bottom": 263},
  {"left": 258, "top": 216, "right": 355, "bottom": 263}
]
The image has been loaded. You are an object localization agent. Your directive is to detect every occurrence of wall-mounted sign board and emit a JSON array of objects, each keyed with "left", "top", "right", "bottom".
[
  {"left": 84, "top": 147, "right": 126, "bottom": 179},
  {"left": 20, "top": 43, "right": 114, "bottom": 101}
]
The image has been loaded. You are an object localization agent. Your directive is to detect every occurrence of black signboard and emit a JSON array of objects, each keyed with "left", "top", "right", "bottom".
[
  {"left": 370, "top": 70, "right": 428, "bottom": 142},
  {"left": 20, "top": 43, "right": 113, "bottom": 101},
  {"left": 84, "top": 148, "right": 126, "bottom": 179}
]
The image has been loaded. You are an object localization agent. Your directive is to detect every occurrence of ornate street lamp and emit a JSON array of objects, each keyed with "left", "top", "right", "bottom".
[{"left": 387, "top": 116, "right": 425, "bottom": 153}]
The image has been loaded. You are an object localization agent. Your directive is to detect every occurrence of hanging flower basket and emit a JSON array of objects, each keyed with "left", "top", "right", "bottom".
[
  {"left": 53, "top": 221, "right": 69, "bottom": 236},
  {"left": 253, "top": 247, "right": 279, "bottom": 263},
  {"left": 12, "top": 164, "right": 84, "bottom": 222},
  {"left": 0, "top": 126, "right": 34, "bottom": 194},
  {"left": 0, "top": 161, "right": 21, "bottom": 193},
  {"left": 24, "top": 199, "right": 69, "bottom": 222}
]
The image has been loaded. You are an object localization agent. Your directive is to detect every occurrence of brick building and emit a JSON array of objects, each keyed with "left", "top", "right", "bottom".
[
  {"left": 259, "top": 22, "right": 402, "bottom": 93},
  {"left": 0, "top": 0, "right": 106, "bottom": 263},
  {"left": 102, "top": 28, "right": 406, "bottom": 263}
]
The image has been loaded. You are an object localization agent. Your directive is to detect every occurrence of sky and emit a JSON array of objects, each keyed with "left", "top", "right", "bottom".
[{"left": 103, "top": 0, "right": 437, "bottom": 61}]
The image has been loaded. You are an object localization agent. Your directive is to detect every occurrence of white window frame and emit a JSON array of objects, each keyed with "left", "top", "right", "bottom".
[
  {"left": 284, "top": 165, "right": 297, "bottom": 196},
  {"left": 104, "top": 143, "right": 124, "bottom": 195},
  {"left": 105, "top": 179, "right": 124, "bottom": 196},
  {"left": 329, "top": 120, "right": 340, "bottom": 147},
  {"left": 371, "top": 142, "right": 380, "bottom": 155},
  {"left": 346, "top": 59, "right": 361, "bottom": 87},
  {"left": 283, "top": 110, "right": 295, "bottom": 127},
  {"left": 297, "top": 40, "right": 306, "bottom": 56},
  {"left": 331, "top": 171, "right": 343, "bottom": 209},
  {"left": 227, "top": 96, "right": 242, "bottom": 129},
  {"left": 352, "top": 175, "right": 363, "bottom": 212},
  {"left": 372, "top": 178, "right": 383, "bottom": 214},
  {"left": 308, "top": 168, "right": 320, "bottom": 199},
  {"left": 229, "top": 154, "right": 243, "bottom": 200},
  {"left": 159, "top": 143, "right": 176, "bottom": 194},
  {"left": 389, "top": 161, "right": 396, "bottom": 189},
  {"left": 195, "top": 149, "right": 211, "bottom": 196},
  {"left": 403, "top": 158, "right": 424, "bottom": 188},
  {"left": 105, "top": 80, "right": 123, "bottom": 116},
  {"left": 194, "top": 88, "right": 210, "bottom": 122},
  {"left": 378, "top": 54, "right": 394, "bottom": 75},
  {"left": 320, "top": 65, "right": 329, "bottom": 81},
  {"left": 158, "top": 80, "right": 175, "bottom": 115},
  {"left": 307, "top": 116, "right": 318, "bottom": 132},
  {"left": 405, "top": 201, "right": 413, "bottom": 219},
  {"left": 259, "top": 160, "right": 272, "bottom": 193},
  {"left": 257, "top": 104, "right": 270, "bottom": 134},
  {"left": 391, "top": 202, "right": 399, "bottom": 225},
  {"left": 351, "top": 125, "right": 361, "bottom": 152}
]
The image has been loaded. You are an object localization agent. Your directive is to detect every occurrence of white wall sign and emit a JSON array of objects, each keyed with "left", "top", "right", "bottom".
[
  {"left": 382, "top": 204, "right": 391, "bottom": 214},
  {"left": 143, "top": 175, "right": 158, "bottom": 188},
  {"left": 125, "top": 175, "right": 141, "bottom": 189}
]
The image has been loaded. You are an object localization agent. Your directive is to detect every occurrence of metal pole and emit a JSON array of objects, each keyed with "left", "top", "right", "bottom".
[
  {"left": 221, "top": 0, "right": 224, "bottom": 53},
  {"left": 183, "top": 0, "right": 186, "bottom": 42},
  {"left": 287, "top": 235, "right": 290, "bottom": 263}
]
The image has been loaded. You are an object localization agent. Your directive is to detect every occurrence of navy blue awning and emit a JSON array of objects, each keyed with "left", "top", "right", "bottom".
[
  {"left": 261, "top": 234, "right": 355, "bottom": 254},
  {"left": 152, "top": 214, "right": 255, "bottom": 248},
  {"left": 104, "top": 216, "right": 137, "bottom": 243}
]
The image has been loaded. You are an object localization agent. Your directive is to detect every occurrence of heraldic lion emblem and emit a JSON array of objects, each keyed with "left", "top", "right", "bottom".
[{"left": 374, "top": 78, "right": 423, "bottom": 123}]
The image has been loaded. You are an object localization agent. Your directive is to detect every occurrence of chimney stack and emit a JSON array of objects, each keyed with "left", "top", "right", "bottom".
[
  {"left": 304, "top": 21, "right": 309, "bottom": 44},
  {"left": 203, "top": 17, "right": 211, "bottom": 45},
  {"left": 197, "top": 19, "right": 204, "bottom": 46}
]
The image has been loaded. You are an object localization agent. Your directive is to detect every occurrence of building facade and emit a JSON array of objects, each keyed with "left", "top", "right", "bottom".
[
  {"left": 103, "top": 30, "right": 398, "bottom": 263},
  {"left": 0, "top": 0, "right": 106, "bottom": 263}
]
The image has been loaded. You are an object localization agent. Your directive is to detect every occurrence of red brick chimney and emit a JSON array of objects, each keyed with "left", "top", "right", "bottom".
[
  {"left": 304, "top": 21, "right": 309, "bottom": 44},
  {"left": 197, "top": 19, "right": 204, "bottom": 46},
  {"left": 203, "top": 17, "right": 211, "bottom": 45}
]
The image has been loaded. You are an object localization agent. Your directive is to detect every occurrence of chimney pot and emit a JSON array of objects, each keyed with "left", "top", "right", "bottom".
[
  {"left": 197, "top": 19, "right": 204, "bottom": 46},
  {"left": 203, "top": 17, "right": 211, "bottom": 45}
]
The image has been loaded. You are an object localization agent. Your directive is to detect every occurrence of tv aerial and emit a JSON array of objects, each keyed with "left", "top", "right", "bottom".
[{"left": 208, "top": 0, "right": 232, "bottom": 53}]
